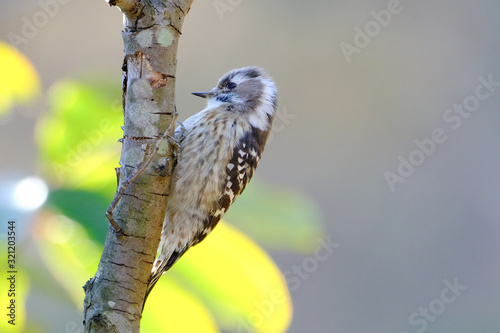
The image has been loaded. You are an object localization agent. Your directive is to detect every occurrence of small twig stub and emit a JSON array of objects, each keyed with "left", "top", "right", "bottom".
[{"left": 106, "top": 115, "right": 178, "bottom": 232}]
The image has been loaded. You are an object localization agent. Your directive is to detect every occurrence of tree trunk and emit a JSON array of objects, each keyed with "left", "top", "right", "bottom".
[{"left": 83, "top": 1, "right": 194, "bottom": 331}]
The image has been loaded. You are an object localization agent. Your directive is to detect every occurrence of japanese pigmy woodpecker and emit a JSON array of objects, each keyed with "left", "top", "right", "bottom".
[{"left": 145, "top": 66, "right": 278, "bottom": 308}]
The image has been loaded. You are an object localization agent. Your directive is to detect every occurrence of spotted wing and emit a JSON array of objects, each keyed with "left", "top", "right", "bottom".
[{"left": 195, "top": 126, "right": 270, "bottom": 243}]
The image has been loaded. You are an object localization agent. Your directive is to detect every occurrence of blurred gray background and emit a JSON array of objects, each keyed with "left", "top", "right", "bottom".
[{"left": 1, "top": 0, "right": 500, "bottom": 332}]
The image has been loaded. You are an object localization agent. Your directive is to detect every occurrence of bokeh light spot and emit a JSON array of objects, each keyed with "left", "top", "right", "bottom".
[{"left": 13, "top": 176, "right": 49, "bottom": 211}]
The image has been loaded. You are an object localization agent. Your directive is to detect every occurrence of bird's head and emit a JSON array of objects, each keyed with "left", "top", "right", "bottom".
[{"left": 192, "top": 66, "right": 277, "bottom": 130}]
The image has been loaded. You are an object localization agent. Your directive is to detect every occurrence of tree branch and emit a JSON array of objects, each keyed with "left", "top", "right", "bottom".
[
  {"left": 83, "top": 1, "right": 193, "bottom": 332},
  {"left": 107, "top": 0, "right": 142, "bottom": 21}
]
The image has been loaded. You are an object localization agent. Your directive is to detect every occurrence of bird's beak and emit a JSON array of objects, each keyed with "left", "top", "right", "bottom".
[{"left": 191, "top": 91, "right": 212, "bottom": 98}]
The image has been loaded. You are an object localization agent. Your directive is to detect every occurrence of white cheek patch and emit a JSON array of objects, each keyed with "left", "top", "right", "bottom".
[
  {"left": 206, "top": 98, "right": 225, "bottom": 110},
  {"left": 248, "top": 77, "right": 276, "bottom": 130}
]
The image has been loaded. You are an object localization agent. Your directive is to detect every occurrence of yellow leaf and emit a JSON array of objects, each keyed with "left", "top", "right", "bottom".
[
  {"left": 170, "top": 222, "right": 293, "bottom": 333},
  {"left": 0, "top": 41, "right": 40, "bottom": 114},
  {"left": 35, "top": 211, "right": 292, "bottom": 332},
  {"left": 142, "top": 279, "right": 219, "bottom": 333}
]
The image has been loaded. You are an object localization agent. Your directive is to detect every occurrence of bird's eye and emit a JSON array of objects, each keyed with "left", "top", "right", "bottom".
[{"left": 227, "top": 82, "right": 237, "bottom": 89}]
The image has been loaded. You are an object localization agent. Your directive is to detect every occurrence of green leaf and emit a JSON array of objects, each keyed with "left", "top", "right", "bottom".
[
  {"left": 35, "top": 79, "right": 122, "bottom": 243},
  {"left": 45, "top": 189, "right": 109, "bottom": 245},
  {"left": 224, "top": 180, "right": 324, "bottom": 252},
  {"left": 35, "top": 80, "right": 123, "bottom": 199}
]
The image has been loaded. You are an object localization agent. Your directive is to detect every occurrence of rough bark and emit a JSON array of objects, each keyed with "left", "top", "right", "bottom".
[{"left": 83, "top": 1, "right": 194, "bottom": 332}]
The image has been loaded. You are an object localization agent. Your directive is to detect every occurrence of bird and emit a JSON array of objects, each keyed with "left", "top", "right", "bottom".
[{"left": 144, "top": 66, "right": 278, "bottom": 309}]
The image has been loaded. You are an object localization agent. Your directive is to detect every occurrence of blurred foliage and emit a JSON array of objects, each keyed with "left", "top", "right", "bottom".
[
  {"left": 169, "top": 222, "right": 292, "bottom": 332},
  {"left": 32, "top": 213, "right": 101, "bottom": 306},
  {"left": 36, "top": 80, "right": 123, "bottom": 198},
  {"left": 46, "top": 189, "right": 109, "bottom": 244},
  {"left": 29, "top": 76, "right": 324, "bottom": 331},
  {"left": 142, "top": 278, "right": 220, "bottom": 333},
  {"left": 34, "top": 212, "right": 291, "bottom": 332},
  {"left": 0, "top": 41, "right": 40, "bottom": 115},
  {"left": 226, "top": 180, "right": 324, "bottom": 253}
]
